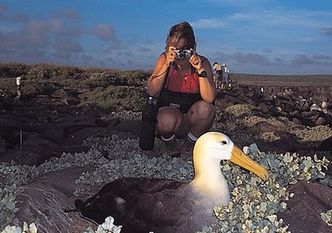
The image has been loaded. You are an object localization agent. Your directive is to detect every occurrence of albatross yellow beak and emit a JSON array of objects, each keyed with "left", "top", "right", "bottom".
[{"left": 230, "top": 146, "right": 269, "bottom": 181}]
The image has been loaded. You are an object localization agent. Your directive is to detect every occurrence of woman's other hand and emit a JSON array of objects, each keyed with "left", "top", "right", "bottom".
[{"left": 189, "top": 49, "right": 203, "bottom": 72}]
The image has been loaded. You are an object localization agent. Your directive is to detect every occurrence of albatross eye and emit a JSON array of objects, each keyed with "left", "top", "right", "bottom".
[{"left": 220, "top": 140, "right": 227, "bottom": 145}]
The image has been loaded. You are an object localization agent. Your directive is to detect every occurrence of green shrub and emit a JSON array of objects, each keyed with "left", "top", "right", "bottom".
[{"left": 80, "top": 86, "right": 145, "bottom": 112}]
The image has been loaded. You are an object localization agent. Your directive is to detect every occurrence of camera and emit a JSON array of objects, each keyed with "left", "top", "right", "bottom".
[{"left": 174, "top": 49, "right": 192, "bottom": 60}]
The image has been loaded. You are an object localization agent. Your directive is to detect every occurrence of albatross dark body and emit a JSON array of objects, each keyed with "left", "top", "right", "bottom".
[{"left": 75, "top": 177, "right": 216, "bottom": 233}]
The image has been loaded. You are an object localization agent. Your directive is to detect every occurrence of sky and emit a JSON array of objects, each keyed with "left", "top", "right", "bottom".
[{"left": 0, "top": 0, "right": 332, "bottom": 75}]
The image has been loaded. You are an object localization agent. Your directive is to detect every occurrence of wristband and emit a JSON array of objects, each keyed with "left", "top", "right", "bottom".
[{"left": 198, "top": 71, "right": 207, "bottom": 78}]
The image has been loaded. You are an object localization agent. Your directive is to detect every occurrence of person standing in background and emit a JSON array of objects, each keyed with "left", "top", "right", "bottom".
[
  {"left": 221, "top": 64, "right": 230, "bottom": 89},
  {"left": 212, "top": 62, "right": 222, "bottom": 89},
  {"left": 15, "top": 76, "right": 22, "bottom": 100}
]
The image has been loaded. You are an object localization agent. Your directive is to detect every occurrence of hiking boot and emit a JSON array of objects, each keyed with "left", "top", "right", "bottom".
[
  {"left": 180, "top": 139, "right": 195, "bottom": 159},
  {"left": 187, "top": 131, "right": 198, "bottom": 144},
  {"left": 154, "top": 134, "right": 182, "bottom": 157},
  {"left": 160, "top": 134, "right": 176, "bottom": 143}
]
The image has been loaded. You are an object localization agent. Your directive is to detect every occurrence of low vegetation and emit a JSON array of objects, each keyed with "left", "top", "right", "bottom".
[
  {"left": 0, "top": 63, "right": 150, "bottom": 112},
  {"left": 0, "top": 62, "right": 331, "bottom": 114}
]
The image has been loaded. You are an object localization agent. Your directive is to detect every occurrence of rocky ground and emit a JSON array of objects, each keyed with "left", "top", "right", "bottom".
[{"left": 0, "top": 63, "right": 332, "bottom": 232}]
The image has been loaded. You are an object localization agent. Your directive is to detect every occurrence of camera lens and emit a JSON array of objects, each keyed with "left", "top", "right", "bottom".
[{"left": 176, "top": 50, "right": 184, "bottom": 59}]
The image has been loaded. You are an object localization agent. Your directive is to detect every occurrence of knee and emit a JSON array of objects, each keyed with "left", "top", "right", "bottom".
[
  {"left": 191, "top": 101, "right": 215, "bottom": 120},
  {"left": 156, "top": 110, "right": 181, "bottom": 133}
]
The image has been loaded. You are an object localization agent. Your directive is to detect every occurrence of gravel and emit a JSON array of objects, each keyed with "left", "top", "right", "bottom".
[{"left": 1, "top": 133, "right": 331, "bottom": 232}]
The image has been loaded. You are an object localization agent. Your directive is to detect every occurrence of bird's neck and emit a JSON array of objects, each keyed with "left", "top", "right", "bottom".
[{"left": 190, "top": 153, "right": 230, "bottom": 205}]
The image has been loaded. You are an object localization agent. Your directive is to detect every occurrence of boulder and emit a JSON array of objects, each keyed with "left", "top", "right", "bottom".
[
  {"left": 319, "top": 136, "right": 332, "bottom": 152},
  {"left": 277, "top": 181, "right": 332, "bottom": 233},
  {"left": 315, "top": 116, "right": 326, "bottom": 126}
]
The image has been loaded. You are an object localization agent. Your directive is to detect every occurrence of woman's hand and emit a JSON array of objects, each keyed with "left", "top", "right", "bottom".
[
  {"left": 165, "top": 46, "right": 177, "bottom": 66},
  {"left": 189, "top": 49, "right": 204, "bottom": 72}
]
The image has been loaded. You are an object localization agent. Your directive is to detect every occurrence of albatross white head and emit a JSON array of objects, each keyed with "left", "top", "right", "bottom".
[{"left": 190, "top": 132, "right": 268, "bottom": 205}]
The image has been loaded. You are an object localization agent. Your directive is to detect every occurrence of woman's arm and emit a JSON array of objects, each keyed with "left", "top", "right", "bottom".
[
  {"left": 189, "top": 54, "right": 216, "bottom": 103},
  {"left": 147, "top": 54, "right": 169, "bottom": 96},
  {"left": 147, "top": 47, "right": 176, "bottom": 96},
  {"left": 198, "top": 57, "right": 217, "bottom": 103}
]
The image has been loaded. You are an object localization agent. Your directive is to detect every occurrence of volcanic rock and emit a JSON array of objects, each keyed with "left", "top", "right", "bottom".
[{"left": 277, "top": 181, "right": 332, "bottom": 233}]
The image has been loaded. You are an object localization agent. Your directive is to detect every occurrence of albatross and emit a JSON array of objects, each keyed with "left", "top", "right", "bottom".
[{"left": 74, "top": 132, "right": 268, "bottom": 233}]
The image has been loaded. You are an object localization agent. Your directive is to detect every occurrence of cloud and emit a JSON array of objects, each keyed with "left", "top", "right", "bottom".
[
  {"left": 93, "top": 23, "right": 122, "bottom": 54},
  {"left": 0, "top": 5, "right": 106, "bottom": 67},
  {"left": 0, "top": 10, "right": 85, "bottom": 66},
  {"left": 212, "top": 51, "right": 332, "bottom": 74},
  {"left": 3, "top": 18, "right": 79, "bottom": 49},
  {"left": 21, "top": 49, "right": 48, "bottom": 60},
  {"left": 93, "top": 24, "right": 116, "bottom": 41},
  {"left": 291, "top": 55, "right": 313, "bottom": 66},
  {"left": 12, "top": 13, "right": 31, "bottom": 24},
  {"left": 262, "top": 48, "right": 273, "bottom": 53},
  {"left": 207, "top": 0, "right": 270, "bottom": 8},
  {"left": 138, "top": 46, "right": 151, "bottom": 53},
  {"left": 81, "top": 54, "right": 94, "bottom": 63},
  {"left": 53, "top": 36, "right": 83, "bottom": 52},
  {"left": 48, "top": 18, "right": 83, "bottom": 37},
  {"left": 228, "top": 52, "right": 271, "bottom": 65},
  {"left": 0, "top": 22, "right": 49, "bottom": 50},
  {"left": 321, "top": 27, "right": 332, "bottom": 36},
  {"left": 54, "top": 8, "right": 80, "bottom": 20},
  {"left": 217, "top": 50, "right": 332, "bottom": 67},
  {"left": 212, "top": 48, "right": 332, "bottom": 74},
  {"left": 226, "top": 8, "right": 332, "bottom": 31},
  {"left": 228, "top": 12, "right": 254, "bottom": 21},
  {"left": 0, "top": 4, "right": 9, "bottom": 23},
  {"left": 0, "top": 4, "right": 6, "bottom": 15},
  {"left": 191, "top": 18, "right": 225, "bottom": 29},
  {"left": 291, "top": 54, "right": 332, "bottom": 66},
  {"left": 103, "top": 42, "right": 122, "bottom": 52},
  {"left": 312, "top": 54, "right": 332, "bottom": 60}
]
